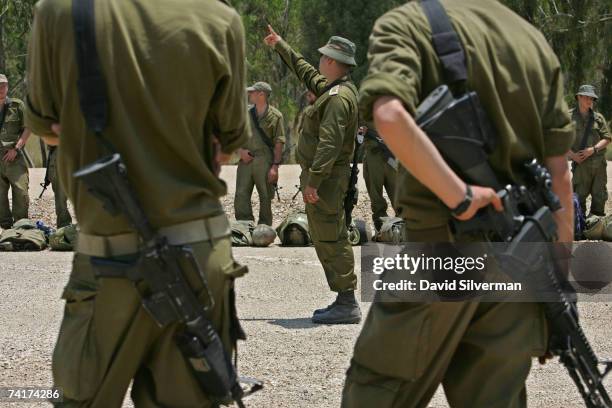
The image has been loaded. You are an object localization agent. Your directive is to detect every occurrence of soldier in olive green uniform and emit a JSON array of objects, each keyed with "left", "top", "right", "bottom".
[
  {"left": 342, "top": 1, "right": 574, "bottom": 406},
  {"left": 361, "top": 122, "right": 398, "bottom": 232},
  {"left": 47, "top": 146, "right": 72, "bottom": 228},
  {"left": 26, "top": 0, "right": 250, "bottom": 406},
  {"left": 568, "top": 85, "right": 610, "bottom": 216},
  {"left": 0, "top": 74, "right": 32, "bottom": 230},
  {"left": 235, "top": 81, "right": 285, "bottom": 226},
  {"left": 265, "top": 27, "right": 361, "bottom": 324}
]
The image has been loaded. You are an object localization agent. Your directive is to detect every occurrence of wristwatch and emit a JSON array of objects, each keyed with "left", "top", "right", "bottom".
[{"left": 450, "top": 185, "right": 473, "bottom": 217}]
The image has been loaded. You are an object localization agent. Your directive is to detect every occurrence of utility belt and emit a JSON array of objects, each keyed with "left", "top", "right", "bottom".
[{"left": 77, "top": 213, "right": 231, "bottom": 257}]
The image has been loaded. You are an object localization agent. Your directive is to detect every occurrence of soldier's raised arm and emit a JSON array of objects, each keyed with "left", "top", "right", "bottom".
[{"left": 264, "top": 25, "right": 328, "bottom": 96}]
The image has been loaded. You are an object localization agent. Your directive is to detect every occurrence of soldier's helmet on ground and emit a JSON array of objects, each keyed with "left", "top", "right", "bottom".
[
  {"left": 231, "top": 220, "right": 256, "bottom": 246},
  {"left": 252, "top": 224, "right": 277, "bottom": 247},
  {"left": 276, "top": 213, "right": 311, "bottom": 246},
  {"left": 374, "top": 217, "right": 405, "bottom": 243},
  {"left": 348, "top": 219, "right": 371, "bottom": 246},
  {"left": 584, "top": 215, "right": 605, "bottom": 240}
]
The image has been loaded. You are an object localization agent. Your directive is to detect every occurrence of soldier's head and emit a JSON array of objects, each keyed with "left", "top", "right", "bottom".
[
  {"left": 247, "top": 81, "right": 272, "bottom": 105},
  {"left": 0, "top": 74, "right": 8, "bottom": 100},
  {"left": 576, "top": 84, "right": 598, "bottom": 113},
  {"left": 317, "top": 36, "right": 356, "bottom": 79}
]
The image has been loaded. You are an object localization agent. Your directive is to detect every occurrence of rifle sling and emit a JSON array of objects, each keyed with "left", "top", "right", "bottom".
[{"left": 249, "top": 106, "right": 275, "bottom": 154}]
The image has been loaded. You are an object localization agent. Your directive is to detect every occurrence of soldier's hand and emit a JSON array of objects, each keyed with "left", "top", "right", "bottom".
[
  {"left": 577, "top": 147, "right": 594, "bottom": 162},
  {"left": 267, "top": 164, "right": 279, "bottom": 184},
  {"left": 2, "top": 148, "right": 17, "bottom": 162},
  {"left": 453, "top": 185, "right": 503, "bottom": 221},
  {"left": 240, "top": 149, "right": 254, "bottom": 164},
  {"left": 303, "top": 186, "right": 319, "bottom": 204},
  {"left": 264, "top": 25, "right": 281, "bottom": 47}
]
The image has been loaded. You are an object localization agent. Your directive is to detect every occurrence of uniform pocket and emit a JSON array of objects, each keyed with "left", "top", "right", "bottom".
[
  {"left": 352, "top": 302, "right": 432, "bottom": 381},
  {"left": 53, "top": 285, "right": 100, "bottom": 400},
  {"left": 308, "top": 211, "right": 341, "bottom": 242}
]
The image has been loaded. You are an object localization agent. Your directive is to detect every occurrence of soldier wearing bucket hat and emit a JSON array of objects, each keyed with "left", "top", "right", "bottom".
[
  {"left": 235, "top": 81, "right": 285, "bottom": 225},
  {"left": 0, "top": 73, "right": 32, "bottom": 230},
  {"left": 264, "top": 25, "right": 361, "bottom": 324},
  {"left": 568, "top": 84, "right": 610, "bottom": 216}
]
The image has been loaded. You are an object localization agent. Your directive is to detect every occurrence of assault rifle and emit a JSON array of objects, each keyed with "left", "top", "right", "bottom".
[
  {"left": 344, "top": 129, "right": 364, "bottom": 227},
  {"left": 362, "top": 128, "right": 398, "bottom": 170},
  {"left": 74, "top": 154, "right": 261, "bottom": 408},
  {"left": 415, "top": 84, "right": 612, "bottom": 407},
  {"left": 38, "top": 147, "right": 55, "bottom": 198}
]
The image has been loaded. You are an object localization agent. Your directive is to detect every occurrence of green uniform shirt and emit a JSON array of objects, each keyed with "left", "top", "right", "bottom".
[
  {"left": 25, "top": 0, "right": 249, "bottom": 236},
  {"left": 274, "top": 40, "right": 358, "bottom": 188},
  {"left": 0, "top": 99, "right": 25, "bottom": 149},
  {"left": 245, "top": 104, "right": 285, "bottom": 160},
  {"left": 359, "top": 0, "right": 574, "bottom": 229},
  {"left": 570, "top": 108, "right": 610, "bottom": 162}
]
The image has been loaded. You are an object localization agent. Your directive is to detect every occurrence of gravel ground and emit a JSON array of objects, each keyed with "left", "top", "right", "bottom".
[{"left": 0, "top": 165, "right": 611, "bottom": 407}]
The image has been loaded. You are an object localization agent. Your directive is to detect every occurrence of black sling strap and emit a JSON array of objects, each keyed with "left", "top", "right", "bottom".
[
  {"left": 72, "top": 0, "right": 111, "bottom": 141},
  {"left": 0, "top": 98, "right": 12, "bottom": 133},
  {"left": 420, "top": 0, "right": 468, "bottom": 87},
  {"left": 577, "top": 110, "right": 595, "bottom": 152},
  {"left": 249, "top": 106, "right": 275, "bottom": 151}
]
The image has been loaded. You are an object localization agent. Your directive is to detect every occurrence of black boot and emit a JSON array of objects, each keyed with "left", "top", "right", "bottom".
[{"left": 312, "top": 291, "right": 361, "bottom": 324}]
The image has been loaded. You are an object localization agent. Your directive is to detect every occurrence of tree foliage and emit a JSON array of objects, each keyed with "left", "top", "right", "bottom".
[
  {"left": 0, "top": 0, "right": 609, "bottom": 121},
  {"left": 0, "top": 0, "right": 35, "bottom": 97}
]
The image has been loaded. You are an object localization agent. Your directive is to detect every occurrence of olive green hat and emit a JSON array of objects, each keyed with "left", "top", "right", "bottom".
[
  {"left": 576, "top": 84, "right": 598, "bottom": 100},
  {"left": 246, "top": 81, "right": 272, "bottom": 93},
  {"left": 318, "top": 36, "right": 357, "bottom": 67}
]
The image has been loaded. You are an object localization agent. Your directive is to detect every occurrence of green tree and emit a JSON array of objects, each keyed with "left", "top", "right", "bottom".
[{"left": 0, "top": 0, "right": 35, "bottom": 98}]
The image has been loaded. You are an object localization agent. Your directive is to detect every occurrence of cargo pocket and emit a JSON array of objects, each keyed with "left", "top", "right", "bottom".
[
  {"left": 352, "top": 302, "right": 432, "bottom": 381},
  {"left": 308, "top": 212, "right": 341, "bottom": 242},
  {"left": 53, "top": 285, "right": 100, "bottom": 401}
]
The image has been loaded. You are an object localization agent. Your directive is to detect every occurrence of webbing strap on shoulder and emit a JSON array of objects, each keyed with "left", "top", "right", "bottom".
[
  {"left": 72, "top": 0, "right": 109, "bottom": 134},
  {"left": 420, "top": 0, "right": 467, "bottom": 86}
]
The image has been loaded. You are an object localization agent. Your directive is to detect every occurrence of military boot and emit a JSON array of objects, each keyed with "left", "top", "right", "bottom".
[
  {"left": 312, "top": 291, "right": 361, "bottom": 324},
  {"left": 313, "top": 296, "right": 338, "bottom": 316}
]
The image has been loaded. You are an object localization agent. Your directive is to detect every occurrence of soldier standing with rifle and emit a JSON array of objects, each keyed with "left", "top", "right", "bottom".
[
  {"left": 342, "top": 0, "right": 583, "bottom": 407},
  {"left": 25, "top": 0, "right": 258, "bottom": 406},
  {"left": 360, "top": 122, "right": 399, "bottom": 233},
  {"left": 264, "top": 26, "right": 361, "bottom": 324},
  {"left": 0, "top": 74, "right": 32, "bottom": 230},
  {"left": 568, "top": 85, "right": 610, "bottom": 217},
  {"left": 234, "top": 81, "right": 285, "bottom": 226}
]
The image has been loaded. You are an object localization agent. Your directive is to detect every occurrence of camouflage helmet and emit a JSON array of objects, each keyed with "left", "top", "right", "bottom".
[
  {"left": 602, "top": 215, "right": 612, "bottom": 242},
  {"left": 252, "top": 224, "right": 277, "bottom": 247},
  {"left": 584, "top": 215, "right": 605, "bottom": 240},
  {"left": 276, "top": 213, "right": 311, "bottom": 246},
  {"left": 231, "top": 220, "right": 256, "bottom": 246},
  {"left": 374, "top": 217, "right": 405, "bottom": 243}
]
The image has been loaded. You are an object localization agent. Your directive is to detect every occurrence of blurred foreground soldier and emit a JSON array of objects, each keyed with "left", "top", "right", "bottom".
[
  {"left": 26, "top": 0, "right": 253, "bottom": 406},
  {"left": 568, "top": 85, "right": 610, "bottom": 217},
  {"left": 265, "top": 26, "right": 361, "bottom": 324},
  {"left": 47, "top": 146, "right": 72, "bottom": 228},
  {"left": 342, "top": 1, "right": 574, "bottom": 406},
  {"left": 0, "top": 74, "right": 31, "bottom": 229},
  {"left": 361, "top": 123, "right": 398, "bottom": 232},
  {"left": 234, "top": 81, "right": 285, "bottom": 226}
]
